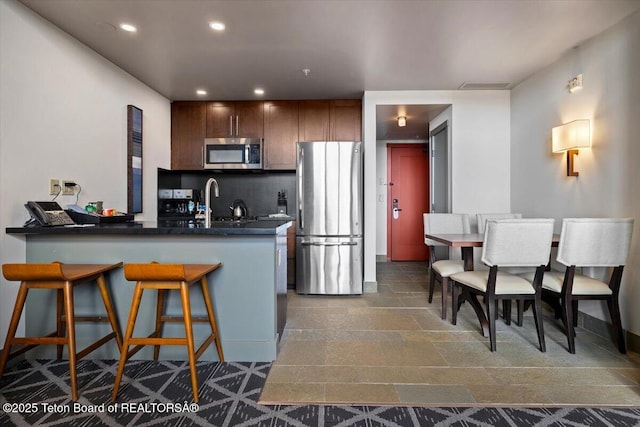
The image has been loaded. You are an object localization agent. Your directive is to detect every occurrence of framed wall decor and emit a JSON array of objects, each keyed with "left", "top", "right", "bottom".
[{"left": 127, "top": 105, "right": 143, "bottom": 213}]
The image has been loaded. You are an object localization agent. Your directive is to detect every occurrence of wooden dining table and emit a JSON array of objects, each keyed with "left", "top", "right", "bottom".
[{"left": 424, "top": 232, "right": 560, "bottom": 337}]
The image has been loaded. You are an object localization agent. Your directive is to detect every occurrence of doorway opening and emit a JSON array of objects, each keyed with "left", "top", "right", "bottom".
[{"left": 386, "top": 144, "right": 429, "bottom": 261}]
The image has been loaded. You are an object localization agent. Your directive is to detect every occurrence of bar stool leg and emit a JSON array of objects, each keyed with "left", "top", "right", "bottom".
[
  {"left": 179, "top": 282, "right": 199, "bottom": 403},
  {"left": 0, "top": 283, "right": 29, "bottom": 379},
  {"left": 96, "top": 274, "right": 123, "bottom": 351},
  {"left": 56, "top": 289, "right": 64, "bottom": 359},
  {"left": 200, "top": 276, "right": 224, "bottom": 362},
  {"left": 112, "top": 282, "right": 144, "bottom": 402},
  {"left": 63, "top": 281, "right": 79, "bottom": 401},
  {"left": 154, "top": 289, "right": 166, "bottom": 361}
]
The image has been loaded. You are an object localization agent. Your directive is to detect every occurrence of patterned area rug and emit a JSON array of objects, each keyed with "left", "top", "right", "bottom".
[{"left": 1, "top": 359, "right": 639, "bottom": 426}]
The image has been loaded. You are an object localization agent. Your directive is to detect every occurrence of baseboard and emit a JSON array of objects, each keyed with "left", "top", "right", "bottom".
[
  {"left": 577, "top": 311, "right": 640, "bottom": 353},
  {"left": 376, "top": 255, "right": 388, "bottom": 262},
  {"left": 363, "top": 280, "right": 378, "bottom": 293}
]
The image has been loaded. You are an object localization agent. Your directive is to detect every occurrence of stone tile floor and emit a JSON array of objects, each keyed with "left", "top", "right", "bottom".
[{"left": 259, "top": 262, "right": 640, "bottom": 406}]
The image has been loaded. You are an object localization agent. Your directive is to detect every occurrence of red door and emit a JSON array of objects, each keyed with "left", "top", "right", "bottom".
[{"left": 387, "top": 144, "right": 430, "bottom": 261}]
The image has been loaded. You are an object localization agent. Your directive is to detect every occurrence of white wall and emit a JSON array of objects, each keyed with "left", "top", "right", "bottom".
[
  {"left": 511, "top": 10, "right": 640, "bottom": 334},
  {"left": 0, "top": 0, "right": 171, "bottom": 346},
  {"left": 364, "top": 91, "right": 511, "bottom": 288}
]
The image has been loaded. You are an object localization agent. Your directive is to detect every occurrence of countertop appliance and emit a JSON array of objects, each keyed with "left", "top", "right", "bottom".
[
  {"left": 296, "top": 141, "right": 363, "bottom": 295},
  {"left": 204, "top": 137, "right": 262, "bottom": 170}
]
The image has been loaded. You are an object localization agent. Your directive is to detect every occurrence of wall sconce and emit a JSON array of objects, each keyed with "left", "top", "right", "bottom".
[
  {"left": 397, "top": 116, "right": 406, "bottom": 127},
  {"left": 552, "top": 119, "right": 590, "bottom": 177}
]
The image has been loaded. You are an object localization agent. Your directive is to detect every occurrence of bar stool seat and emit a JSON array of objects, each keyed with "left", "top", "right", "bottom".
[
  {"left": 0, "top": 262, "right": 123, "bottom": 400},
  {"left": 112, "top": 262, "right": 223, "bottom": 403}
]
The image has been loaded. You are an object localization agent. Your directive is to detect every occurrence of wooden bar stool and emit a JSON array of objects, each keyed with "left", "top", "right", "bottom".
[
  {"left": 0, "top": 262, "right": 123, "bottom": 400},
  {"left": 112, "top": 262, "right": 223, "bottom": 403}
]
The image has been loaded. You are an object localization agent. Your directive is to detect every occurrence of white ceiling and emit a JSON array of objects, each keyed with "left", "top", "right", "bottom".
[{"left": 17, "top": 0, "right": 640, "bottom": 139}]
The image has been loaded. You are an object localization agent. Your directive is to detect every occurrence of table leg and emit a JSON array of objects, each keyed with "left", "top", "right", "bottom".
[{"left": 461, "top": 247, "right": 474, "bottom": 271}]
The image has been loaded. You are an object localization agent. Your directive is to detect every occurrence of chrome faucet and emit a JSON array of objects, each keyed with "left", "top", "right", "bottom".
[{"left": 204, "top": 178, "right": 219, "bottom": 228}]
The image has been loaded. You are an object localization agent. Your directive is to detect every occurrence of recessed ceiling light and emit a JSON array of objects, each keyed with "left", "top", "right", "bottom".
[
  {"left": 254, "top": 88, "right": 265, "bottom": 96},
  {"left": 119, "top": 23, "right": 137, "bottom": 32},
  {"left": 196, "top": 89, "right": 207, "bottom": 96},
  {"left": 209, "top": 21, "right": 226, "bottom": 31}
]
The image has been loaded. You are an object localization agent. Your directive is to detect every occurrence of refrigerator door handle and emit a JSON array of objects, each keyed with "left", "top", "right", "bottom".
[
  {"left": 300, "top": 241, "right": 358, "bottom": 246},
  {"left": 298, "top": 147, "right": 304, "bottom": 230}
]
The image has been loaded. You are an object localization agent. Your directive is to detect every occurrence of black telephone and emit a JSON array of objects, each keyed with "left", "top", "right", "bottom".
[{"left": 24, "top": 201, "right": 75, "bottom": 226}]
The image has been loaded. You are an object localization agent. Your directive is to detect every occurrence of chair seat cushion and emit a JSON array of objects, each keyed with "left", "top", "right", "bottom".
[
  {"left": 451, "top": 271, "right": 535, "bottom": 295},
  {"left": 432, "top": 260, "right": 465, "bottom": 277},
  {"left": 520, "top": 271, "right": 612, "bottom": 295}
]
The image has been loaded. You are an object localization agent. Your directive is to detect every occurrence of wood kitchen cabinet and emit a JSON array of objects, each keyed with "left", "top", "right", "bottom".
[
  {"left": 171, "top": 101, "right": 206, "bottom": 170},
  {"left": 299, "top": 100, "right": 331, "bottom": 142},
  {"left": 205, "top": 101, "right": 264, "bottom": 138},
  {"left": 263, "top": 101, "right": 299, "bottom": 170},
  {"left": 299, "top": 99, "right": 362, "bottom": 142},
  {"left": 330, "top": 99, "right": 361, "bottom": 141}
]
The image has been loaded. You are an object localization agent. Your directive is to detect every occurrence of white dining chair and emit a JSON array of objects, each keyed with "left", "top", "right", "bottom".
[
  {"left": 451, "top": 218, "right": 555, "bottom": 352},
  {"left": 522, "top": 218, "right": 634, "bottom": 354},
  {"left": 477, "top": 213, "right": 527, "bottom": 325},
  {"left": 423, "top": 213, "right": 470, "bottom": 320},
  {"left": 476, "top": 213, "right": 522, "bottom": 234}
]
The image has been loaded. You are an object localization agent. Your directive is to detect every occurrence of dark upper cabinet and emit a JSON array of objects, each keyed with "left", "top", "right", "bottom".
[
  {"left": 171, "top": 99, "right": 361, "bottom": 171},
  {"left": 330, "top": 99, "right": 362, "bottom": 141},
  {"left": 299, "top": 100, "right": 330, "bottom": 142},
  {"left": 171, "top": 101, "right": 206, "bottom": 170},
  {"left": 263, "top": 101, "right": 299, "bottom": 170},
  {"left": 206, "top": 101, "right": 264, "bottom": 138}
]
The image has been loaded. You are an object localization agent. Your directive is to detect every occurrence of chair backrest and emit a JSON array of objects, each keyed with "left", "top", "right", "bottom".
[
  {"left": 477, "top": 213, "right": 523, "bottom": 234},
  {"left": 557, "top": 218, "right": 634, "bottom": 267},
  {"left": 423, "top": 213, "right": 470, "bottom": 247},
  {"left": 481, "top": 219, "right": 555, "bottom": 267}
]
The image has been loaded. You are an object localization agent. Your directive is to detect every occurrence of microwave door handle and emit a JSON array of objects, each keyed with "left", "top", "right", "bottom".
[
  {"left": 245, "top": 145, "right": 250, "bottom": 164},
  {"left": 229, "top": 116, "right": 233, "bottom": 136}
]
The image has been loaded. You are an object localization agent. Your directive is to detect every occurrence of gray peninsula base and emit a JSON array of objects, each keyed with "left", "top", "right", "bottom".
[{"left": 15, "top": 231, "right": 288, "bottom": 362}]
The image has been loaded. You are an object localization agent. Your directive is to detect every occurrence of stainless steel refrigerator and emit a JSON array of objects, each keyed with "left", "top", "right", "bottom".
[{"left": 296, "top": 141, "right": 363, "bottom": 295}]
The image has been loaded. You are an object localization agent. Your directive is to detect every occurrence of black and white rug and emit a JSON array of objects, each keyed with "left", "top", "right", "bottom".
[{"left": 1, "top": 359, "right": 639, "bottom": 426}]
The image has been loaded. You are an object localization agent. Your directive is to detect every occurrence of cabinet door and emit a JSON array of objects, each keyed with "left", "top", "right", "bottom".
[
  {"left": 171, "top": 102, "right": 206, "bottom": 170},
  {"left": 264, "top": 101, "right": 299, "bottom": 170},
  {"left": 299, "top": 100, "right": 330, "bottom": 142},
  {"left": 330, "top": 99, "right": 362, "bottom": 141},
  {"left": 234, "top": 101, "right": 264, "bottom": 138},
  {"left": 206, "top": 102, "right": 234, "bottom": 137}
]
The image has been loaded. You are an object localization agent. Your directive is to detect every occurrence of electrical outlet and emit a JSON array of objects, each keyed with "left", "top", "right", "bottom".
[
  {"left": 49, "top": 179, "right": 60, "bottom": 195},
  {"left": 61, "top": 180, "right": 76, "bottom": 196}
]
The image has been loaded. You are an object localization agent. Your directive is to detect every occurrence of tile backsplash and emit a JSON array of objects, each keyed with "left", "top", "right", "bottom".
[{"left": 158, "top": 169, "right": 296, "bottom": 218}]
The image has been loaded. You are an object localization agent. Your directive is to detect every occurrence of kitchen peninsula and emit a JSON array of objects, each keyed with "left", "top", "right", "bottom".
[{"left": 6, "top": 219, "right": 291, "bottom": 362}]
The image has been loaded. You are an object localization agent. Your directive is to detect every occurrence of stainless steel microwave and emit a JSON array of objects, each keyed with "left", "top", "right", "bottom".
[{"left": 203, "top": 138, "right": 262, "bottom": 170}]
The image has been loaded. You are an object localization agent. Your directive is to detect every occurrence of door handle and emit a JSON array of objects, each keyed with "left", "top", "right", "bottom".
[
  {"left": 235, "top": 115, "right": 239, "bottom": 136},
  {"left": 229, "top": 116, "right": 233, "bottom": 136},
  {"left": 301, "top": 241, "right": 357, "bottom": 246}
]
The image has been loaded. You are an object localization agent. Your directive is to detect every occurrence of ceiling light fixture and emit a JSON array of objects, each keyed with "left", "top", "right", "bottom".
[
  {"left": 254, "top": 88, "right": 265, "bottom": 96},
  {"left": 397, "top": 116, "right": 407, "bottom": 127},
  {"left": 302, "top": 68, "right": 311, "bottom": 76},
  {"left": 196, "top": 89, "right": 207, "bottom": 96},
  {"left": 119, "top": 23, "right": 137, "bottom": 32},
  {"left": 209, "top": 21, "right": 226, "bottom": 31}
]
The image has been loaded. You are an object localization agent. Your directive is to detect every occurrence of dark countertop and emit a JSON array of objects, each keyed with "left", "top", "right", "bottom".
[{"left": 6, "top": 219, "right": 292, "bottom": 236}]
